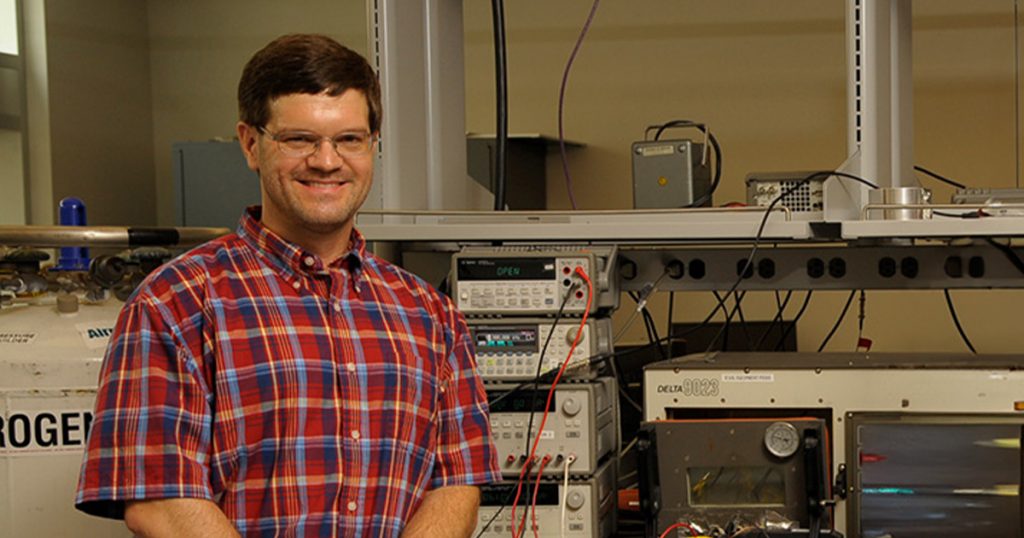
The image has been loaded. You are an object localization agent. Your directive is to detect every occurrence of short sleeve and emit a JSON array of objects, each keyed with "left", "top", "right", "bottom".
[
  {"left": 430, "top": 310, "right": 501, "bottom": 489},
  {"left": 75, "top": 291, "right": 213, "bottom": 519}
]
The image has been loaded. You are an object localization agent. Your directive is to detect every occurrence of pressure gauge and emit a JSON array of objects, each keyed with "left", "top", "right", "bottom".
[{"left": 764, "top": 421, "right": 800, "bottom": 458}]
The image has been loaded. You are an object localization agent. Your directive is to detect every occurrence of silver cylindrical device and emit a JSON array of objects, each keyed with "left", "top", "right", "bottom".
[{"left": 867, "top": 187, "right": 932, "bottom": 220}]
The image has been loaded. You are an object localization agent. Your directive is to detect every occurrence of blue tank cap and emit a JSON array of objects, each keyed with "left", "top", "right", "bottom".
[{"left": 55, "top": 197, "right": 90, "bottom": 271}]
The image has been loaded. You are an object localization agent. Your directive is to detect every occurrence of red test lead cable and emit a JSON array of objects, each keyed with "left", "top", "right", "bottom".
[
  {"left": 659, "top": 521, "right": 699, "bottom": 538},
  {"left": 510, "top": 266, "right": 594, "bottom": 538},
  {"left": 528, "top": 452, "right": 552, "bottom": 536},
  {"left": 509, "top": 456, "right": 536, "bottom": 537}
]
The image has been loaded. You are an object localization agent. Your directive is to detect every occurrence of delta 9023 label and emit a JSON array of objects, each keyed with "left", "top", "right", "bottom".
[{"left": 655, "top": 378, "right": 720, "bottom": 397}]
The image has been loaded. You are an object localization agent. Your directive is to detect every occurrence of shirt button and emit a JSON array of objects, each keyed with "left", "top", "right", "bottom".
[
  {"left": 347, "top": 501, "right": 357, "bottom": 512},
  {"left": 292, "top": 281, "right": 301, "bottom": 290},
  {"left": 351, "top": 430, "right": 361, "bottom": 440},
  {"left": 346, "top": 362, "right": 356, "bottom": 372},
  {"left": 333, "top": 302, "right": 342, "bottom": 313},
  {"left": 303, "top": 256, "right": 315, "bottom": 267}
]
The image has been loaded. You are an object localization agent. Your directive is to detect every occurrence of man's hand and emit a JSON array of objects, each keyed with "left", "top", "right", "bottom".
[
  {"left": 124, "top": 498, "right": 240, "bottom": 538},
  {"left": 401, "top": 485, "right": 481, "bottom": 538}
]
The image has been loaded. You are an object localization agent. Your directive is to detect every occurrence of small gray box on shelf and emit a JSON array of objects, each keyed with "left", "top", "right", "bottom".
[
  {"left": 631, "top": 139, "right": 710, "bottom": 208},
  {"left": 172, "top": 140, "right": 259, "bottom": 229}
]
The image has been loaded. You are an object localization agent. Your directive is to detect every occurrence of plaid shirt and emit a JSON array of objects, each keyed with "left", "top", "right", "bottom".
[{"left": 76, "top": 208, "right": 500, "bottom": 536}]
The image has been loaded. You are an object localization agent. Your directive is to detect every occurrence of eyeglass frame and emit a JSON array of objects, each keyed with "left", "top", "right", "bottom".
[{"left": 256, "top": 126, "right": 378, "bottom": 159}]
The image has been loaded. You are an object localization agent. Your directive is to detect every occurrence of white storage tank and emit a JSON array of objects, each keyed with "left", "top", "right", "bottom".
[
  {"left": 0, "top": 220, "right": 227, "bottom": 537},
  {"left": 0, "top": 295, "right": 131, "bottom": 537}
]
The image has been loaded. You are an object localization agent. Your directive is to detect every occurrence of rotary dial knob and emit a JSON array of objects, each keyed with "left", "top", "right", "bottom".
[
  {"left": 561, "top": 397, "right": 581, "bottom": 417},
  {"left": 565, "top": 491, "right": 585, "bottom": 510}
]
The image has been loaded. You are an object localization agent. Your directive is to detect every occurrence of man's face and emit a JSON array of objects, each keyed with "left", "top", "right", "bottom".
[{"left": 238, "top": 89, "right": 375, "bottom": 242}]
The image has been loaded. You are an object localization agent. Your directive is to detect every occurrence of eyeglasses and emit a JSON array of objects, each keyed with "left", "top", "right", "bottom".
[{"left": 257, "top": 127, "right": 376, "bottom": 158}]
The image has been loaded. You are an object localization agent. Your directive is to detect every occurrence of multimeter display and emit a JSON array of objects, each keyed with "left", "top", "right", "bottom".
[
  {"left": 486, "top": 391, "right": 556, "bottom": 413},
  {"left": 456, "top": 258, "right": 556, "bottom": 281},
  {"left": 481, "top": 483, "right": 559, "bottom": 506},
  {"left": 473, "top": 326, "right": 539, "bottom": 353}
]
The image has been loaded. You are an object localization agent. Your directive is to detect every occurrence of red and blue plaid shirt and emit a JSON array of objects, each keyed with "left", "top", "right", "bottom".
[{"left": 76, "top": 208, "right": 500, "bottom": 536}]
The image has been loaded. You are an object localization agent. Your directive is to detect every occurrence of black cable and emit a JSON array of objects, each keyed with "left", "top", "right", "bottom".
[
  {"left": 625, "top": 290, "right": 668, "bottom": 408},
  {"left": 493, "top": 291, "right": 733, "bottom": 409},
  {"left": 775, "top": 290, "right": 813, "bottom": 351},
  {"left": 522, "top": 288, "right": 573, "bottom": 443},
  {"left": 519, "top": 288, "right": 572, "bottom": 453},
  {"left": 934, "top": 209, "right": 987, "bottom": 219},
  {"left": 474, "top": 285, "right": 573, "bottom": 538},
  {"left": 609, "top": 353, "right": 643, "bottom": 413},
  {"left": 721, "top": 299, "right": 730, "bottom": 352},
  {"left": 487, "top": 352, "right": 615, "bottom": 410},
  {"left": 722, "top": 290, "right": 756, "bottom": 353},
  {"left": 665, "top": 291, "right": 675, "bottom": 358},
  {"left": 629, "top": 291, "right": 661, "bottom": 359},
  {"left": 809, "top": 516, "right": 822, "bottom": 538},
  {"left": 714, "top": 290, "right": 754, "bottom": 351},
  {"left": 753, "top": 290, "right": 792, "bottom": 351},
  {"left": 647, "top": 120, "right": 722, "bottom": 208},
  {"left": 641, "top": 305, "right": 667, "bottom": 360},
  {"left": 914, "top": 164, "right": 968, "bottom": 190},
  {"left": 708, "top": 289, "right": 750, "bottom": 353},
  {"left": 817, "top": 290, "right": 857, "bottom": 352},
  {"left": 564, "top": 295, "right": 727, "bottom": 370},
  {"left": 943, "top": 289, "right": 977, "bottom": 354},
  {"left": 856, "top": 290, "right": 866, "bottom": 349},
  {"left": 985, "top": 238, "right": 1024, "bottom": 275},
  {"left": 703, "top": 171, "right": 878, "bottom": 354},
  {"left": 490, "top": 0, "right": 509, "bottom": 211},
  {"left": 731, "top": 290, "right": 754, "bottom": 350}
]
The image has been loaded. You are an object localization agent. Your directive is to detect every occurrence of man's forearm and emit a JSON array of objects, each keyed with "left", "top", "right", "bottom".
[
  {"left": 401, "top": 485, "right": 481, "bottom": 538},
  {"left": 124, "top": 498, "right": 240, "bottom": 538}
]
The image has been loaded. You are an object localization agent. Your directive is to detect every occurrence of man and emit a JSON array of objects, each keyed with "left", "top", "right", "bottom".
[{"left": 76, "top": 34, "right": 500, "bottom": 537}]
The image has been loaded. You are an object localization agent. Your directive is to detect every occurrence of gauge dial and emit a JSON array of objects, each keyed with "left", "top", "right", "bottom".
[{"left": 764, "top": 421, "right": 800, "bottom": 458}]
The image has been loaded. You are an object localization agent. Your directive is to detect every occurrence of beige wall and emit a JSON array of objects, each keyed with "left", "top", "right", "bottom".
[
  {"left": 463, "top": 0, "right": 1024, "bottom": 354},
  {"left": 33, "top": 1, "right": 366, "bottom": 227},
  {"left": 146, "top": 0, "right": 367, "bottom": 226},
  {"left": 45, "top": 0, "right": 155, "bottom": 226},
  {"left": 30, "top": 1, "right": 1024, "bottom": 352},
  {"left": 0, "top": 129, "right": 25, "bottom": 224}
]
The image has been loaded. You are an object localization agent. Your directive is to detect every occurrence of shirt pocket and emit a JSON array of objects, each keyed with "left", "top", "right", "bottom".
[{"left": 365, "top": 332, "right": 441, "bottom": 450}]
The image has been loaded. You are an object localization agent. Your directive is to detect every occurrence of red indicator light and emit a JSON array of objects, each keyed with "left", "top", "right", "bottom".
[{"left": 860, "top": 452, "right": 887, "bottom": 464}]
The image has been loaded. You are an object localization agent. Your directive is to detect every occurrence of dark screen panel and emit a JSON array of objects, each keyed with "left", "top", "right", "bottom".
[
  {"left": 855, "top": 421, "right": 1022, "bottom": 538},
  {"left": 481, "top": 483, "right": 560, "bottom": 506},
  {"left": 457, "top": 258, "right": 556, "bottom": 281},
  {"left": 486, "top": 390, "right": 556, "bottom": 413},
  {"left": 473, "top": 326, "right": 539, "bottom": 353}
]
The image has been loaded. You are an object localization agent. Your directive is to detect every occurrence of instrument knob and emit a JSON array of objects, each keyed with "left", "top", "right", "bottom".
[
  {"left": 566, "top": 491, "right": 585, "bottom": 510},
  {"left": 562, "top": 397, "right": 581, "bottom": 417},
  {"left": 565, "top": 327, "right": 580, "bottom": 345}
]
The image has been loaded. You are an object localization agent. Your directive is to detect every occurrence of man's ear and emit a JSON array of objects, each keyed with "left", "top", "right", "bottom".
[{"left": 237, "top": 122, "right": 260, "bottom": 172}]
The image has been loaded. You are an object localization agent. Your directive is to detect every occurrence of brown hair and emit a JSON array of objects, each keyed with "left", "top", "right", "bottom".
[{"left": 238, "top": 34, "right": 381, "bottom": 132}]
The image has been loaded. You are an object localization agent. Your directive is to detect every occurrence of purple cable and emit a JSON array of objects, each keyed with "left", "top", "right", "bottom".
[{"left": 558, "top": 0, "right": 601, "bottom": 210}]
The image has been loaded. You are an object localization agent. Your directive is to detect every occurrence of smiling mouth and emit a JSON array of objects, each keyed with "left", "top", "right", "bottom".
[{"left": 298, "top": 179, "right": 347, "bottom": 188}]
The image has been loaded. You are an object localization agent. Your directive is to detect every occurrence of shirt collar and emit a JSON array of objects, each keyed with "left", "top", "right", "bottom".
[{"left": 237, "top": 206, "right": 365, "bottom": 280}]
